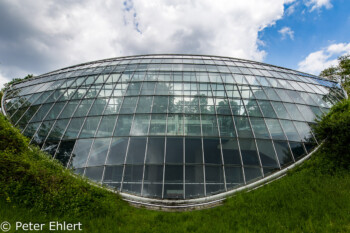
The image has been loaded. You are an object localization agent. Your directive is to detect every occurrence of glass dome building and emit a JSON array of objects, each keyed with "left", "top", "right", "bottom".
[{"left": 2, "top": 54, "right": 346, "bottom": 207}]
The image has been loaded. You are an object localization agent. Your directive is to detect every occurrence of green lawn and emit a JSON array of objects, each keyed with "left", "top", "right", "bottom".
[{"left": 1, "top": 99, "right": 350, "bottom": 232}]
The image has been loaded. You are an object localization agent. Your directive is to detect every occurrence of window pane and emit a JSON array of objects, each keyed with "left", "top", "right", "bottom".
[
  {"left": 70, "top": 139, "right": 93, "bottom": 168},
  {"left": 166, "top": 137, "right": 183, "bottom": 163},
  {"left": 96, "top": 115, "right": 117, "bottom": 137},
  {"left": 217, "top": 115, "right": 236, "bottom": 137},
  {"left": 203, "top": 138, "right": 222, "bottom": 164},
  {"left": 79, "top": 117, "right": 101, "bottom": 138},
  {"left": 59, "top": 100, "right": 79, "bottom": 118},
  {"left": 271, "top": 102, "right": 290, "bottom": 119},
  {"left": 104, "top": 97, "right": 122, "bottom": 115},
  {"left": 55, "top": 140, "right": 75, "bottom": 167},
  {"left": 184, "top": 114, "right": 201, "bottom": 136},
  {"left": 250, "top": 117, "right": 270, "bottom": 139},
  {"left": 136, "top": 96, "right": 153, "bottom": 113},
  {"left": 225, "top": 166, "right": 244, "bottom": 189},
  {"left": 145, "top": 137, "right": 165, "bottom": 164},
  {"left": 85, "top": 166, "right": 103, "bottom": 182},
  {"left": 73, "top": 99, "right": 94, "bottom": 117},
  {"left": 234, "top": 116, "right": 253, "bottom": 138},
  {"left": 167, "top": 114, "right": 184, "bottom": 135},
  {"left": 244, "top": 167, "right": 262, "bottom": 182},
  {"left": 106, "top": 137, "right": 129, "bottom": 165},
  {"left": 279, "top": 120, "right": 301, "bottom": 141},
  {"left": 130, "top": 114, "right": 150, "bottom": 136},
  {"left": 257, "top": 100, "right": 277, "bottom": 118},
  {"left": 88, "top": 98, "right": 108, "bottom": 116},
  {"left": 201, "top": 115, "right": 219, "bottom": 136},
  {"left": 265, "top": 119, "right": 286, "bottom": 140},
  {"left": 239, "top": 138, "right": 260, "bottom": 166},
  {"left": 185, "top": 138, "right": 203, "bottom": 163},
  {"left": 221, "top": 138, "right": 241, "bottom": 165},
  {"left": 230, "top": 99, "right": 247, "bottom": 116},
  {"left": 87, "top": 138, "right": 111, "bottom": 166},
  {"left": 114, "top": 115, "right": 133, "bottom": 136},
  {"left": 205, "top": 165, "right": 225, "bottom": 195},
  {"left": 256, "top": 139, "right": 279, "bottom": 167},
  {"left": 126, "top": 137, "right": 146, "bottom": 164},
  {"left": 273, "top": 141, "right": 293, "bottom": 166},
  {"left": 289, "top": 142, "right": 307, "bottom": 160},
  {"left": 119, "top": 97, "right": 138, "bottom": 114},
  {"left": 244, "top": 99, "right": 263, "bottom": 117},
  {"left": 149, "top": 114, "right": 167, "bottom": 135}
]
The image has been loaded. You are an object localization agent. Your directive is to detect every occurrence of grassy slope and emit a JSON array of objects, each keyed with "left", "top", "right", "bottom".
[{"left": 1, "top": 100, "right": 350, "bottom": 232}]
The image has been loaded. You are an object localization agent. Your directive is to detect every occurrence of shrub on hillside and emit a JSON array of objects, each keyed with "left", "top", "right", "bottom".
[{"left": 312, "top": 98, "right": 350, "bottom": 170}]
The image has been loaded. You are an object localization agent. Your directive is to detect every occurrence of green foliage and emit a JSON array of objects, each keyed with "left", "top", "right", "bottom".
[
  {"left": 312, "top": 98, "right": 350, "bottom": 170},
  {"left": 320, "top": 54, "right": 350, "bottom": 95}
]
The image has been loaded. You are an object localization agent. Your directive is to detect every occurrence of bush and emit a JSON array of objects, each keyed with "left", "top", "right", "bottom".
[{"left": 312, "top": 99, "right": 350, "bottom": 170}]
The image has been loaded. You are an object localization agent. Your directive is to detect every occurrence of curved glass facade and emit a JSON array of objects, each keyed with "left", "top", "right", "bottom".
[{"left": 2, "top": 54, "right": 346, "bottom": 201}]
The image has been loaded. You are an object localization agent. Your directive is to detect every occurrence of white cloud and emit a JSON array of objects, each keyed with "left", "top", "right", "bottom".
[
  {"left": 298, "top": 42, "right": 350, "bottom": 74},
  {"left": 0, "top": 0, "right": 294, "bottom": 82},
  {"left": 305, "top": 0, "right": 333, "bottom": 12},
  {"left": 278, "top": 27, "right": 294, "bottom": 40}
]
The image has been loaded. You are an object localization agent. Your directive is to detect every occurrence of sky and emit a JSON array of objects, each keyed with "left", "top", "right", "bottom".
[{"left": 0, "top": 0, "right": 349, "bottom": 88}]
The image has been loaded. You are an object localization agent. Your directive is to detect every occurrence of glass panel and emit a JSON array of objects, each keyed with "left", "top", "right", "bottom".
[
  {"left": 70, "top": 139, "right": 93, "bottom": 168},
  {"left": 164, "top": 165, "right": 183, "bottom": 199},
  {"left": 126, "top": 82, "right": 141, "bottom": 95},
  {"left": 46, "top": 119, "right": 69, "bottom": 141},
  {"left": 79, "top": 117, "right": 101, "bottom": 138},
  {"left": 130, "top": 114, "right": 150, "bottom": 136},
  {"left": 143, "top": 165, "right": 163, "bottom": 198},
  {"left": 30, "top": 103, "right": 53, "bottom": 122},
  {"left": 185, "top": 138, "right": 203, "bottom": 163},
  {"left": 279, "top": 120, "right": 301, "bottom": 141},
  {"left": 32, "top": 121, "right": 55, "bottom": 145},
  {"left": 221, "top": 138, "right": 241, "bottom": 165},
  {"left": 104, "top": 97, "right": 122, "bottom": 114},
  {"left": 217, "top": 115, "right": 236, "bottom": 137},
  {"left": 152, "top": 96, "right": 168, "bottom": 113},
  {"left": 205, "top": 165, "right": 225, "bottom": 195},
  {"left": 59, "top": 100, "right": 79, "bottom": 118},
  {"left": 203, "top": 138, "right": 222, "bottom": 164},
  {"left": 251, "top": 86, "right": 268, "bottom": 99},
  {"left": 273, "top": 141, "right": 293, "bottom": 166},
  {"left": 55, "top": 140, "right": 75, "bottom": 167},
  {"left": 250, "top": 117, "right": 270, "bottom": 139},
  {"left": 85, "top": 166, "right": 104, "bottom": 182},
  {"left": 87, "top": 138, "right": 110, "bottom": 166},
  {"left": 184, "top": 114, "right": 201, "bottom": 136},
  {"left": 225, "top": 166, "right": 244, "bottom": 189},
  {"left": 23, "top": 122, "right": 41, "bottom": 139},
  {"left": 230, "top": 99, "right": 247, "bottom": 116},
  {"left": 244, "top": 167, "right": 262, "bottom": 182},
  {"left": 271, "top": 102, "right": 290, "bottom": 119},
  {"left": 63, "top": 118, "right": 84, "bottom": 139},
  {"left": 103, "top": 165, "right": 123, "bottom": 183},
  {"left": 199, "top": 96, "right": 215, "bottom": 114},
  {"left": 185, "top": 165, "right": 204, "bottom": 197},
  {"left": 119, "top": 97, "right": 138, "bottom": 114},
  {"left": 257, "top": 100, "right": 277, "bottom": 118},
  {"left": 149, "top": 114, "right": 166, "bottom": 135},
  {"left": 96, "top": 115, "right": 117, "bottom": 137},
  {"left": 284, "top": 103, "right": 305, "bottom": 121},
  {"left": 256, "top": 139, "right": 279, "bottom": 167},
  {"left": 296, "top": 104, "right": 316, "bottom": 122},
  {"left": 239, "top": 138, "right": 260, "bottom": 166},
  {"left": 123, "top": 165, "right": 143, "bottom": 194},
  {"left": 166, "top": 137, "right": 183, "bottom": 163},
  {"left": 293, "top": 121, "right": 314, "bottom": 142},
  {"left": 275, "top": 89, "right": 293, "bottom": 102},
  {"left": 263, "top": 87, "right": 281, "bottom": 101},
  {"left": 140, "top": 82, "right": 156, "bottom": 95},
  {"left": 234, "top": 116, "right": 253, "bottom": 138},
  {"left": 244, "top": 99, "right": 263, "bottom": 117},
  {"left": 145, "top": 137, "right": 165, "bottom": 164},
  {"left": 126, "top": 137, "right": 146, "bottom": 164},
  {"left": 106, "top": 137, "right": 129, "bottom": 165},
  {"left": 289, "top": 142, "right": 307, "bottom": 160},
  {"left": 88, "top": 98, "right": 108, "bottom": 116},
  {"left": 44, "top": 102, "right": 66, "bottom": 120},
  {"left": 113, "top": 115, "right": 133, "bottom": 136},
  {"left": 201, "top": 115, "right": 219, "bottom": 136},
  {"left": 167, "top": 114, "right": 184, "bottom": 135},
  {"left": 265, "top": 119, "right": 286, "bottom": 140},
  {"left": 136, "top": 96, "right": 153, "bottom": 113},
  {"left": 73, "top": 99, "right": 94, "bottom": 117}
]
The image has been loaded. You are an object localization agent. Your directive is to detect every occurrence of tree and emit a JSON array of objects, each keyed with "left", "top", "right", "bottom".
[{"left": 320, "top": 55, "right": 350, "bottom": 95}]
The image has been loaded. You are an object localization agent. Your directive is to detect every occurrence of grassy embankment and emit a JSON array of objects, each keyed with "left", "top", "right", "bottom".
[{"left": 0, "top": 99, "right": 350, "bottom": 232}]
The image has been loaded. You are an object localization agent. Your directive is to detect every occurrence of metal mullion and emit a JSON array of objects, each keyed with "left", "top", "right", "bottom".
[
  {"left": 209, "top": 80, "right": 227, "bottom": 192},
  {"left": 161, "top": 94, "right": 168, "bottom": 199},
  {"left": 255, "top": 102, "right": 283, "bottom": 169},
  {"left": 226, "top": 87, "right": 246, "bottom": 184},
  {"left": 198, "top": 92, "right": 206, "bottom": 196}
]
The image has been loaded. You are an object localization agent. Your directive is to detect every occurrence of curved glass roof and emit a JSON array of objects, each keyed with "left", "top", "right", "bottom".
[{"left": 2, "top": 54, "right": 346, "bottom": 201}]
